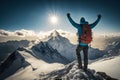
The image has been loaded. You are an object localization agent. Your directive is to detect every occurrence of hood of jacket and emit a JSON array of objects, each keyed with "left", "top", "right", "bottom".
[{"left": 80, "top": 17, "right": 89, "bottom": 24}]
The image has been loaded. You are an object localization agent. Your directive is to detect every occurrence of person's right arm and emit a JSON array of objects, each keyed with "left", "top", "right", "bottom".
[{"left": 67, "top": 13, "right": 79, "bottom": 29}]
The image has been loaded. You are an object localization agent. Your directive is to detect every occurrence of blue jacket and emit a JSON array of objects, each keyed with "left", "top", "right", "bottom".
[{"left": 67, "top": 15, "right": 101, "bottom": 46}]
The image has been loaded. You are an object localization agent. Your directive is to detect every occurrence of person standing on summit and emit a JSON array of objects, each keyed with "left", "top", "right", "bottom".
[{"left": 67, "top": 13, "right": 101, "bottom": 71}]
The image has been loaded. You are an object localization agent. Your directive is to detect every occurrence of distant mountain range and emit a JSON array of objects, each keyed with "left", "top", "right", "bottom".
[
  {"left": 0, "top": 30, "right": 120, "bottom": 80},
  {"left": 0, "top": 40, "right": 69, "bottom": 79}
]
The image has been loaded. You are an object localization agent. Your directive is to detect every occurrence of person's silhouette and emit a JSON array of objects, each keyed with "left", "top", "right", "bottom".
[{"left": 67, "top": 13, "right": 101, "bottom": 71}]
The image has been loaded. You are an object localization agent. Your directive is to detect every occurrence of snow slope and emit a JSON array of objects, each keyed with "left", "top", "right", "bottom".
[
  {"left": 47, "top": 30, "right": 76, "bottom": 61},
  {"left": 5, "top": 48, "right": 65, "bottom": 80},
  {"left": 30, "top": 41, "right": 70, "bottom": 64},
  {"left": 89, "top": 56, "right": 120, "bottom": 79},
  {"left": 0, "top": 50, "right": 30, "bottom": 80},
  {"left": 0, "top": 41, "right": 69, "bottom": 80},
  {"left": 5, "top": 54, "right": 119, "bottom": 80},
  {"left": 42, "top": 60, "right": 118, "bottom": 80}
]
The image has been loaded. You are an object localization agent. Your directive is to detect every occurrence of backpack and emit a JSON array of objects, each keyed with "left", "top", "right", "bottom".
[{"left": 79, "top": 24, "right": 92, "bottom": 44}]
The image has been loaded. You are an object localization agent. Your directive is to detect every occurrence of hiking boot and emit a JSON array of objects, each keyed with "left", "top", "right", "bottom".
[
  {"left": 78, "top": 65, "right": 82, "bottom": 69},
  {"left": 83, "top": 66, "right": 87, "bottom": 71},
  {"left": 83, "top": 68, "right": 87, "bottom": 71}
]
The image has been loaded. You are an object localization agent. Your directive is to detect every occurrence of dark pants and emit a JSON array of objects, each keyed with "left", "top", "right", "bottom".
[{"left": 76, "top": 45, "right": 88, "bottom": 69}]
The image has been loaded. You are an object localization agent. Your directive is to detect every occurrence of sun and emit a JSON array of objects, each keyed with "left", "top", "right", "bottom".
[{"left": 50, "top": 16, "right": 58, "bottom": 25}]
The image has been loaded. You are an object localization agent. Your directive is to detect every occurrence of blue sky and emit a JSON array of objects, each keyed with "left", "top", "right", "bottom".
[{"left": 0, "top": 0, "right": 120, "bottom": 33}]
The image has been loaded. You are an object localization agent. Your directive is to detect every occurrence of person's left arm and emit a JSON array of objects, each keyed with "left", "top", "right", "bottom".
[{"left": 90, "top": 14, "right": 101, "bottom": 29}]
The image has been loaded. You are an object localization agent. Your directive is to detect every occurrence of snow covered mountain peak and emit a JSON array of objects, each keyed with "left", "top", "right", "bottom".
[
  {"left": 30, "top": 41, "right": 70, "bottom": 64},
  {"left": 46, "top": 30, "right": 69, "bottom": 42},
  {"left": 50, "top": 30, "right": 60, "bottom": 37}
]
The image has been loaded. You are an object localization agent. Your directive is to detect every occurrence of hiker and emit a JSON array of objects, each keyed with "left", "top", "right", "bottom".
[{"left": 67, "top": 13, "right": 101, "bottom": 71}]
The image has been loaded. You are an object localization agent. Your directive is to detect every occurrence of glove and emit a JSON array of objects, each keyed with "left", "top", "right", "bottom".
[
  {"left": 67, "top": 13, "right": 70, "bottom": 16},
  {"left": 98, "top": 14, "right": 101, "bottom": 18}
]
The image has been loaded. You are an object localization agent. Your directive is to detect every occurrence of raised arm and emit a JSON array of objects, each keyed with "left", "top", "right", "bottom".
[
  {"left": 90, "top": 14, "right": 101, "bottom": 29},
  {"left": 67, "top": 13, "right": 80, "bottom": 29}
]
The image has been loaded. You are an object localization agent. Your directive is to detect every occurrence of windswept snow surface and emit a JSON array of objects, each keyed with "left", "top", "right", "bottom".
[
  {"left": 42, "top": 60, "right": 118, "bottom": 80},
  {"left": 1, "top": 40, "right": 70, "bottom": 80},
  {"left": 89, "top": 56, "right": 120, "bottom": 79},
  {"left": 6, "top": 49, "right": 65, "bottom": 80}
]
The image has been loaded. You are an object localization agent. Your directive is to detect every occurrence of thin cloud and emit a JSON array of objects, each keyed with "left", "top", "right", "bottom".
[
  {"left": 14, "top": 29, "right": 37, "bottom": 37},
  {"left": 0, "top": 29, "right": 119, "bottom": 38},
  {"left": 0, "top": 29, "right": 12, "bottom": 36},
  {"left": 0, "top": 29, "right": 37, "bottom": 37}
]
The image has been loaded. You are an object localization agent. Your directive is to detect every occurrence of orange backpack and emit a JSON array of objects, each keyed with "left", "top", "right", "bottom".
[{"left": 80, "top": 24, "right": 92, "bottom": 44}]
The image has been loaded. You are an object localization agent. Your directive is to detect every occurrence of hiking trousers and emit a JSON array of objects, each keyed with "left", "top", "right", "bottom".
[{"left": 76, "top": 45, "right": 88, "bottom": 69}]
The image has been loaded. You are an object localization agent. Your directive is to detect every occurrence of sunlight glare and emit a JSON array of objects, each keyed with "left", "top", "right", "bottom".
[{"left": 50, "top": 16, "right": 58, "bottom": 24}]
